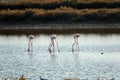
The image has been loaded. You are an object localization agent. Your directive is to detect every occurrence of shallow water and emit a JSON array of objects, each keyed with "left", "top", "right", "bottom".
[{"left": 0, "top": 34, "right": 120, "bottom": 80}]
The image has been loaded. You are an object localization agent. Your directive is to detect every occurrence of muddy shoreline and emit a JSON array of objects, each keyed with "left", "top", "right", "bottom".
[{"left": 0, "top": 23, "right": 120, "bottom": 35}]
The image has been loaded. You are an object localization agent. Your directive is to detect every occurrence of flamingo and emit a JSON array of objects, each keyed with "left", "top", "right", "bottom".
[
  {"left": 72, "top": 33, "right": 80, "bottom": 52},
  {"left": 28, "top": 35, "right": 34, "bottom": 52},
  {"left": 48, "top": 34, "right": 60, "bottom": 52}
]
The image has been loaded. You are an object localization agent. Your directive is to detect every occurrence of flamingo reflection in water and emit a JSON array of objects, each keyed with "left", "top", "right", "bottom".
[
  {"left": 72, "top": 33, "right": 80, "bottom": 52},
  {"left": 28, "top": 35, "right": 34, "bottom": 52},
  {"left": 48, "top": 35, "right": 60, "bottom": 52}
]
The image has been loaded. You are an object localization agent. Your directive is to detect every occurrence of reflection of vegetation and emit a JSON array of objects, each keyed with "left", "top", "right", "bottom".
[{"left": 0, "top": 8, "right": 120, "bottom": 22}]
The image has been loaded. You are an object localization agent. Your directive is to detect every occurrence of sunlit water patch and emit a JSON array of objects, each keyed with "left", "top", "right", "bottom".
[{"left": 0, "top": 34, "right": 120, "bottom": 80}]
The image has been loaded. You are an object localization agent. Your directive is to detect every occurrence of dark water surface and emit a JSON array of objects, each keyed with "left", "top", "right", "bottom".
[{"left": 0, "top": 34, "right": 120, "bottom": 80}]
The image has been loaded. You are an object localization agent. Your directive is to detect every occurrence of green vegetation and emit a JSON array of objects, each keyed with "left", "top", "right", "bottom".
[
  {"left": 19, "top": 74, "right": 26, "bottom": 80},
  {"left": 0, "top": 0, "right": 120, "bottom": 23},
  {"left": 0, "top": 8, "right": 119, "bottom": 22},
  {"left": 0, "top": 0, "right": 120, "bottom": 10}
]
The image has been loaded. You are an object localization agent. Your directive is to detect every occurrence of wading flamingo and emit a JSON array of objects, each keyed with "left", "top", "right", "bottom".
[
  {"left": 28, "top": 35, "right": 34, "bottom": 52},
  {"left": 48, "top": 35, "right": 60, "bottom": 52},
  {"left": 72, "top": 33, "right": 80, "bottom": 52}
]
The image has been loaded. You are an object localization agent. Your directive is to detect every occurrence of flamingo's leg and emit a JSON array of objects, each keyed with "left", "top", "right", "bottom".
[{"left": 48, "top": 42, "right": 52, "bottom": 52}]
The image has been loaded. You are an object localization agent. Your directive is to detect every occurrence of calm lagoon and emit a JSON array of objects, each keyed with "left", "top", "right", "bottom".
[{"left": 0, "top": 34, "right": 120, "bottom": 80}]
